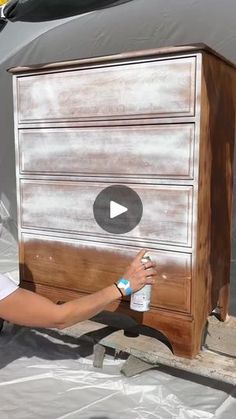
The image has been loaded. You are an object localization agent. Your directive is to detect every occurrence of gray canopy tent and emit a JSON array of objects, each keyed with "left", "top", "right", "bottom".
[
  {"left": 0, "top": 2, "right": 236, "bottom": 418},
  {"left": 0, "top": 0, "right": 235, "bottom": 314}
]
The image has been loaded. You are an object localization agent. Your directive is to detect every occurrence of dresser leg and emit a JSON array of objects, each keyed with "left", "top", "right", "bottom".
[{"left": 217, "top": 284, "right": 229, "bottom": 321}]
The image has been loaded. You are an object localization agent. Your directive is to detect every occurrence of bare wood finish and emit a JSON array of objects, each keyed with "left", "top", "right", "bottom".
[
  {"left": 11, "top": 45, "right": 236, "bottom": 358},
  {"left": 18, "top": 125, "right": 195, "bottom": 178},
  {"left": 8, "top": 43, "right": 235, "bottom": 74},
  {"left": 193, "top": 52, "right": 236, "bottom": 342},
  {"left": 17, "top": 57, "right": 196, "bottom": 123},
  {"left": 20, "top": 234, "right": 191, "bottom": 313},
  {"left": 20, "top": 180, "right": 193, "bottom": 247},
  {"left": 21, "top": 279, "right": 195, "bottom": 357}
]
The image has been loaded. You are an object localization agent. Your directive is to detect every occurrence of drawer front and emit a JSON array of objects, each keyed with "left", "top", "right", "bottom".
[
  {"left": 21, "top": 180, "right": 193, "bottom": 247},
  {"left": 17, "top": 57, "right": 196, "bottom": 123},
  {"left": 21, "top": 234, "right": 192, "bottom": 313},
  {"left": 18, "top": 125, "right": 195, "bottom": 179}
]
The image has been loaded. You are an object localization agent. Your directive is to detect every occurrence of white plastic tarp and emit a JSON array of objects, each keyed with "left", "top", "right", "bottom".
[{"left": 0, "top": 323, "right": 235, "bottom": 419}]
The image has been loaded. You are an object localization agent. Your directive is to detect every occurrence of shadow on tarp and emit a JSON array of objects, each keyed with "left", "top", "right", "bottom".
[{"left": 0, "top": 313, "right": 170, "bottom": 369}]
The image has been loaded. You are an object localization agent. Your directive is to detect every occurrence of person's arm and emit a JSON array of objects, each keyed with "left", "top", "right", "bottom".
[{"left": 0, "top": 249, "right": 157, "bottom": 329}]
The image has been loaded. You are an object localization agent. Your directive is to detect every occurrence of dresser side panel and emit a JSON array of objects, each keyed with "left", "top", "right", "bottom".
[{"left": 193, "top": 52, "right": 236, "bottom": 355}]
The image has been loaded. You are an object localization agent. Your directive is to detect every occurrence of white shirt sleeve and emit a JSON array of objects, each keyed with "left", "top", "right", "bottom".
[{"left": 0, "top": 273, "right": 19, "bottom": 301}]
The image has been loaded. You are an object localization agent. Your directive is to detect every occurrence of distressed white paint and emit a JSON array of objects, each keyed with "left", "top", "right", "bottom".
[
  {"left": 19, "top": 125, "right": 194, "bottom": 178},
  {"left": 21, "top": 180, "right": 192, "bottom": 246},
  {"left": 18, "top": 57, "right": 195, "bottom": 122}
]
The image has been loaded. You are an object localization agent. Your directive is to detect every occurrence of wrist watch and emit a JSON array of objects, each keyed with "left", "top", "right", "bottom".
[{"left": 116, "top": 278, "right": 133, "bottom": 296}]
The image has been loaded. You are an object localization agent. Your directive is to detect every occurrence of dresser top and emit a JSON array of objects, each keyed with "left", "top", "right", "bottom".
[{"left": 8, "top": 43, "right": 235, "bottom": 74}]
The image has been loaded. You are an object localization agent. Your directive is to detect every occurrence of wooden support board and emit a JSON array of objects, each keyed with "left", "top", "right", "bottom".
[{"left": 63, "top": 315, "right": 236, "bottom": 385}]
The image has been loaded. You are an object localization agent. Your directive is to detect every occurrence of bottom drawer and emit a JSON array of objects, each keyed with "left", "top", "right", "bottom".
[{"left": 20, "top": 233, "right": 192, "bottom": 314}]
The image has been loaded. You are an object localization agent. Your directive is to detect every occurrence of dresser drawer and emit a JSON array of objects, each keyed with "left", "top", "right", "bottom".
[
  {"left": 17, "top": 56, "right": 196, "bottom": 123},
  {"left": 20, "top": 180, "right": 193, "bottom": 247},
  {"left": 18, "top": 124, "right": 195, "bottom": 179},
  {"left": 21, "top": 234, "right": 191, "bottom": 313}
]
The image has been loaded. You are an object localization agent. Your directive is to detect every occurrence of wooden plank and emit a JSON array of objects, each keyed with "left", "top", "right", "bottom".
[{"left": 62, "top": 316, "right": 236, "bottom": 385}]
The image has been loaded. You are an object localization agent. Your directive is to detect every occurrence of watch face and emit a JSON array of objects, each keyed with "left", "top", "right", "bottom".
[
  {"left": 117, "top": 278, "right": 133, "bottom": 296},
  {"left": 118, "top": 278, "right": 130, "bottom": 289}
]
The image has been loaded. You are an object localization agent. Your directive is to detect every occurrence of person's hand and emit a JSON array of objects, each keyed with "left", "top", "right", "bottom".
[{"left": 120, "top": 249, "right": 157, "bottom": 295}]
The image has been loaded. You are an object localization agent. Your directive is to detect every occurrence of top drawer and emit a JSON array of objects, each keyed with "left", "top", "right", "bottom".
[{"left": 16, "top": 56, "right": 196, "bottom": 124}]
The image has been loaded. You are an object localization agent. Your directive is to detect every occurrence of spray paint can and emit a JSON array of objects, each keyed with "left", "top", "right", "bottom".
[{"left": 130, "top": 255, "right": 152, "bottom": 312}]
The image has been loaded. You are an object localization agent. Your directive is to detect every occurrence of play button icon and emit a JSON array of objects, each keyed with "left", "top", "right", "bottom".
[
  {"left": 110, "top": 201, "right": 128, "bottom": 219},
  {"left": 93, "top": 185, "right": 143, "bottom": 234}
]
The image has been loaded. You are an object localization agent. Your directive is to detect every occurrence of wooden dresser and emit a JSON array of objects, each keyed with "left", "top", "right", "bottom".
[{"left": 9, "top": 44, "right": 236, "bottom": 358}]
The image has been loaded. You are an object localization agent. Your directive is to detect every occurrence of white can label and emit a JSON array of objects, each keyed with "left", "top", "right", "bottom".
[{"left": 130, "top": 284, "right": 152, "bottom": 312}]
